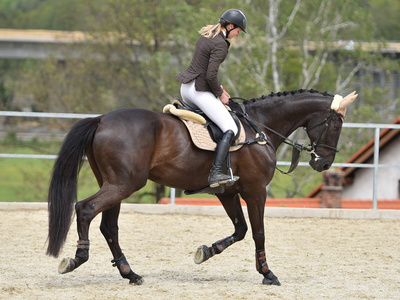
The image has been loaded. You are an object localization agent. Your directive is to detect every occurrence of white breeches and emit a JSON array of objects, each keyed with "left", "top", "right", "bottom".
[{"left": 180, "top": 80, "right": 238, "bottom": 135}]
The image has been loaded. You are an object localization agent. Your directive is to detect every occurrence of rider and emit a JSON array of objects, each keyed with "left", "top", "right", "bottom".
[{"left": 175, "top": 9, "right": 247, "bottom": 188}]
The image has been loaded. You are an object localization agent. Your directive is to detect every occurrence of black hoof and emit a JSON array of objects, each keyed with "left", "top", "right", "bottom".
[
  {"left": 262, "top": 270, "right": 281, "bottom": 286},
  {"left": 129, "top": 276, "right": 144, "bottom": 285}
]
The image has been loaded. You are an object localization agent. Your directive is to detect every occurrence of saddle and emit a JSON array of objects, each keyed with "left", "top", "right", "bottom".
[{"left": 163, "top": 98, "right": 246, "bottom": 152}]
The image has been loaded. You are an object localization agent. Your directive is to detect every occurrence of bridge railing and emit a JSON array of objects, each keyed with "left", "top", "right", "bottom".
[{"left": 1, "top": 111, "right": 400, "bottom": 209}]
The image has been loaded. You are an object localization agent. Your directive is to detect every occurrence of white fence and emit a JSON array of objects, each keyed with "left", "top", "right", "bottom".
[{"left": 1, "top": 111, "right": 400, "bottom": 209}]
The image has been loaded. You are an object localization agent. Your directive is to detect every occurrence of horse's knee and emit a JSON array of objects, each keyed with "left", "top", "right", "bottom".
[{"left": 234, "top": 224, "right": 248, "bottom": 241}]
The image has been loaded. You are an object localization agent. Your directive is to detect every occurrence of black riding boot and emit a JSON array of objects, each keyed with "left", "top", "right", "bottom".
[{"left": 208, "top": 130, "right": 239, "bottom": 188}]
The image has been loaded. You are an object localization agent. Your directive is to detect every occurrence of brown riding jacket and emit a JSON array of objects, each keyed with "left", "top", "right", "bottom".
[{"left": 175, "top": 31, "right": 230, "bottom": 98}]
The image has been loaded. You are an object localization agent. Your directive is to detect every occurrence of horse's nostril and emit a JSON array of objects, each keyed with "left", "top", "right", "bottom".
[{"left": 323, "top": 164, "right": 330, "bottom": 170}]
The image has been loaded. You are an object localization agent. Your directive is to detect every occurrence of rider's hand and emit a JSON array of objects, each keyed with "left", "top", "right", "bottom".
[
  {"left": 223, "top": 89, "right": 231, "bottom": 99},
  {"left": 220, "top": 90, "right": 231, "bottom": 105}
]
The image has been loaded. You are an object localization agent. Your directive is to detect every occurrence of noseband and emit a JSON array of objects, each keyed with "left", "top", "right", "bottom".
[{"left": 305, "top": 110, "right": 344, "bottom": 160}]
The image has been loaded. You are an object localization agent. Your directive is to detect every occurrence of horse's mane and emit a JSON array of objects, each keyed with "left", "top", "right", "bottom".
[{"left": 239, "top": 89, "right": 334, "bottom": 105}]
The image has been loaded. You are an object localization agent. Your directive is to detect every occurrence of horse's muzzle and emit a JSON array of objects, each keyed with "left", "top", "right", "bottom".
[{"left": 308, "top": 157, "right": 333, "bottom": 172}]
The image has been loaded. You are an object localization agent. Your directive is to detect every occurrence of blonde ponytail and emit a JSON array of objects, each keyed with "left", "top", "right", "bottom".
[{"left": 198, "top": 24, "right": 222, "bottom": 38}]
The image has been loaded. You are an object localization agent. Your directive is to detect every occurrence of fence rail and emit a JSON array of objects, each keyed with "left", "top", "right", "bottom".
[{"left": 1, "top": 111, "right": 400, "bottom": 209}]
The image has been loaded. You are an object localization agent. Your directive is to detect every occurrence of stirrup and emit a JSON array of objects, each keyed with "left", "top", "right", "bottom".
[
  {"left": 209, "top": 176, "right": 239, "bottom": 188},
  {"left": 226, "top": 167, "right": 239, "bottom": 186},
  {"left": 209, "top": 168, "right": 239, "bottom": 188},
  {"left": 226, "top": 175, "right": 239, "bottom": 186}
]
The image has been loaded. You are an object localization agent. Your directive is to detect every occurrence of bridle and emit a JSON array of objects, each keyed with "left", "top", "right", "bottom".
[
  {"left": 304, "top": 109, "right": 344, "bottom": 160},
  {"left": 231, "top": 98, "right": 344, "bottom": 173}
]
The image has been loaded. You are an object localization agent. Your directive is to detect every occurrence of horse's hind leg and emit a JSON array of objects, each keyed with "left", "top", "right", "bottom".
[
  {"left": 100, "top": 204, "right": 143, "bottom": 285},
  {"left": 194, "top": 193, "right": 248, "bottom": 264},
  {"left": 57, "top": 183, "right": 134, "bottom": 276},
  {"left": 57, "top": 191, "right": 103, "bottom": 275}
]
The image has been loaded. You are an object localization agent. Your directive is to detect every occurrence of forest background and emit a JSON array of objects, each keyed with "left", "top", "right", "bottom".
[{"left": 0, "top": 0, "right": 399, "bottom": 202}]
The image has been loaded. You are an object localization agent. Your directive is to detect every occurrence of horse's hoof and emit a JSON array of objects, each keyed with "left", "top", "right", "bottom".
[
  {"left": 262, "top": 270, "right": 281, "bottom": 286},
  {"left": 194, "top": 245, "right": 211, "bottom": 264},
  {"left": 129, "top": 276, "right": 144, "bottom": 285},
  {"left": 262, "top": 277, "right": 281, "bottom": 285},
  {"left": 58, "top": 257, "right": 75, "bottom": 274}
]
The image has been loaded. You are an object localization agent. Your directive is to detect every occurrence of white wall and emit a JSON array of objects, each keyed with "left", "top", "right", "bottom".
[{"left": 342, "top": 136, "right": 400, "bottom": 199}]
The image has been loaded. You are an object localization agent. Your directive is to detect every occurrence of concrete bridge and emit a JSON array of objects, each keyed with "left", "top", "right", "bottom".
[
  {"left": 0, "top": 29, "right": 90, "bottom": 60},
  {"left": 1, "top": 29, "right": 400, "bottom": 60}
]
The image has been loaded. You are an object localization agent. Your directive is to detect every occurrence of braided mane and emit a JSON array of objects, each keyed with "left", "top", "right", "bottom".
[{"left": 242, "top": 89, "right": 334, "bottom": 105}]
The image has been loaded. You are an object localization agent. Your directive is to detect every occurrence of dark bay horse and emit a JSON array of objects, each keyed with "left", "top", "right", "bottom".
[{"left": 47, "top": 89, "right": 357, "bottom": 285}]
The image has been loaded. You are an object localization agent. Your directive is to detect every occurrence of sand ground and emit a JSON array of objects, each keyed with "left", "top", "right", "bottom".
[{"left": 0, "top": 207, "right": 399, "bottom": 299}]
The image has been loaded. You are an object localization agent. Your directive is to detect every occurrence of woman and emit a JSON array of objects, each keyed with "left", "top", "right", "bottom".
[{"left": 175, "top": 9, "right": 247, "bottom": 188}]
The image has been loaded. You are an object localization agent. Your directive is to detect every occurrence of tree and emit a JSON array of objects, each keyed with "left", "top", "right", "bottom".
[
  {"left": 368, "top": 0, "right": 400, "bottom": 41},
  {"left": 0, "top": 0, "right": 86, "bottom": 30},
  {"left": 2, "top": 0, "right": 398, "bottom": 200},
  {"left": 219, "top": 0, "right": 395, "bottom": 198}
]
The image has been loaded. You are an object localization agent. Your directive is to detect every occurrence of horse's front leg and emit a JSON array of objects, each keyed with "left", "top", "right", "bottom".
[
  {"left": 194, "top": 193, "right": 248, "bottom": 264},
  {"left": 245, "top": 194, "right": 281, "bottom": 286}
]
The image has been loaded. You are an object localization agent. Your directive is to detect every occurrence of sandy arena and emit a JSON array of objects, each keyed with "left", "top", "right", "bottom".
[{"left": 0, "top": 204, "right": 399, "bottom": 299}]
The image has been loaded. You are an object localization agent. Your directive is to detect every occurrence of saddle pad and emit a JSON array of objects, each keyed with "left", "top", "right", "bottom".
[{"left": 163, "top": 104, "right": 245, "bottom": 152}]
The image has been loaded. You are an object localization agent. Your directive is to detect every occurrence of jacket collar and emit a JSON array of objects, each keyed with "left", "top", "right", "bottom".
[{"left": 219, "top": 31, "right": 231, "bottom": 48}]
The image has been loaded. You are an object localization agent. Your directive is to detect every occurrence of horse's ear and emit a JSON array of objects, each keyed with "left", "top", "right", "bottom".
[{"left": 337, "top": 91, "right": 358, "bottom": 116}]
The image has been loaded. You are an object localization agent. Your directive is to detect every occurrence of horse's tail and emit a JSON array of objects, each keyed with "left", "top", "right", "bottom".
[{"left": 46, "top": 116, "right": 101, "bottom": 257}]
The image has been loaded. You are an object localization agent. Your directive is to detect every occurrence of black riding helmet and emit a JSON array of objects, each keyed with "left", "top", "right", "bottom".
[{"left": 219, "top": 9, "right": 247, "bottom": 36}]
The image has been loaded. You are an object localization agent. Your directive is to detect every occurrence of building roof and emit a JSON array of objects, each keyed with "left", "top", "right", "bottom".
[{"left": 308, "top": 115, "right": 400, "bottom": 198}]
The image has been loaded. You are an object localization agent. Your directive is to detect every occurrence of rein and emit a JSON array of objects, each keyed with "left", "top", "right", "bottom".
[{"left": 230, "top": 97, "right": 343, "bottom": 174}]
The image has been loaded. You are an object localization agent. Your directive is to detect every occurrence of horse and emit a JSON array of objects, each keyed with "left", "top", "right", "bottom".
[{"left": 46, "top": 89, "right": 357, "bottom": 286}]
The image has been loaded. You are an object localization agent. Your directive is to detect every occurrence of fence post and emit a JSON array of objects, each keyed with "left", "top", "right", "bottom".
[
  {"left": 170, "top": 188, "right": 176, "bottom": 205},
  {"left": 372, "top": 127, "right": 380, "bottom": 209}
]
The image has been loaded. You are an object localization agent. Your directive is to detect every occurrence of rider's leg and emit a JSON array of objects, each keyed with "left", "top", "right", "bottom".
[
  {"left": 180, "top": 81, "right": 239, "bottom": 187},
  {"left": 208, "top": 129, "right": 238, "bottom": 187},
  {"left": 180, "top": 81, "right": 238, "bottom": 135}
]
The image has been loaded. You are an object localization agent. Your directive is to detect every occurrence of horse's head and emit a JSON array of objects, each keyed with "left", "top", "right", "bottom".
[{"left": 306, "top": 91, "right": 358, "bottom": 172}]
